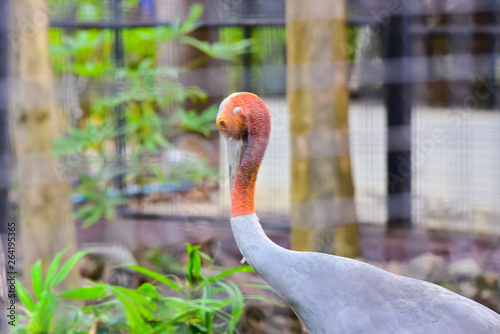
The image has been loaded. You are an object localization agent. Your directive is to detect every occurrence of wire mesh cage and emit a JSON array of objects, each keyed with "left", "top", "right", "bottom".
[
  {"left": 47, "top": 0, "right": 500, "bottom": 236},
  {"left": 3, "top": 0, "right": 500, "bottom": 331},
  {"left": 47, "top": 0, "right": 287, "bottom": 226}
]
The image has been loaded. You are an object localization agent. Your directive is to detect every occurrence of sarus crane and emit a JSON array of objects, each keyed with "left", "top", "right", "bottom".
[{"left": 216, "top": 92, "right": 500, "bottom": 334}]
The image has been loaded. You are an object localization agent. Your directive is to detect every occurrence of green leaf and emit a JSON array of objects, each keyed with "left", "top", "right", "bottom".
[
  {"left": 59, "top": 286, "right": 107, "bottom": 300},
  {"left": 189, "top": 322, "right": 208, "bottom": 332},
  {"left": 52, "top": 251, "right": 90, "bottom": 286},
  {"left": 137, "top": 283, "right": 160, "bottom": 299},
  {"left": 181, "top": 36, "right": 211, "bottom": 54},
  {"left": 219, "top": 281, "right": 244, "bottom": 333},
  {"left": 82, "top": 205, "right": 104, "bottom": 227},
  {"left": 104, "top": 202, "right": 116, "bottom": 221},
  {"left": 136, "top": 28, "right": 156, "bottom": 41},
  {"left": 181, "top": 37, "right": 252, "bottom": 61},
  {"left": 44, "top": 249, "right": 65, "bottom": 290},
  {"left": 186, "top": 4, "right": 203, "bottom": 24},
  {"left": 52, "top": 308, "right": 80, "bottom": 334},
  {"left": 186, "top": 243, "right": 202, "bottom": 285},
  {"left": 209, "top": 265, "right": 254, "bottom": 282},
  {"left": 153, "top": 133, "right": 169, "bottom": 148},
  {"left": 111, "top": 286, "right": 156, "bottom": 319},
  {"left": 138, "top": 57, "right": 153, "bottom": 70},
  {"left": 198, "top": 251, "right": 213, "bottom": 263},
  {"left": 16, "top": 280, "right": 36, "bottom": 312},
  {"left": 124, "top": 264, "right": 182, "bottom": 292},
  {"left": 31, "top": 260, "right": 43, "bottom": 301},
  {"left": 76, "top": 2, "right": 100, "bottom": 21},
  {"left": 110, "top": 287, "right": 149, "bottom": 333},
  {"left": 49, "top": 44, "right": 71, "bottom": 56},
  {"left": 72, "top": 62, "right": 109, "bottom": 76},
  {"left": 74, "top": 205, "right": 94, "bottom": 218}
]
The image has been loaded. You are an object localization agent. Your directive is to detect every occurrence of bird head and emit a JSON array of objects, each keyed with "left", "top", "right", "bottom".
[
  {"left": 216, "top": 92, "right": 253, "bottom": 141},
  {"left": 216, "top": 92, "right": 271, "bottom": 199}
]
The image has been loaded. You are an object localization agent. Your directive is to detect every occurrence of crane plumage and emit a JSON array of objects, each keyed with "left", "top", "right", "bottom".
[{"left": 217, "top": 92, "right": 500, "bottom": 333}]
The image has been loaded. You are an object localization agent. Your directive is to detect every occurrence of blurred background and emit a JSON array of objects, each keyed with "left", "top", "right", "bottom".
[{"left": 1, "top": 0, "right": 500, "bottom": 333}]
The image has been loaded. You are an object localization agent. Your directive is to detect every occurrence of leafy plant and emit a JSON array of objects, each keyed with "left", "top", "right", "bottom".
[
  {"left": 74, "top": 176, "right": 129, "bottom": 227},
  {"left": 59, "top": 244, "right": 257, "bottom": 333},
  {"left": 15, "top": 244, "right": 274, "bottom": 334},
  {"left": 49, "top": 0, "right": 142, "bottom": 22},
  {"left": 12, "top": 249, "right": 89, "bottom": 334},
  {"left": 52, "top": 119, "right": 127, "bottom": 226},
  {"left": 51, "top": 3, "right": 251, "bottom": 226},
  {"left": 166, "top": 160, "right": 218, "bottom": 184},
  {"left": 172, "top": 105, "right": 219, "bottom": 138}
]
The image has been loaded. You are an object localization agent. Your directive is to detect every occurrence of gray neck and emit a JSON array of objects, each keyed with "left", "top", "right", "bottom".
[
  {"left": 230, "top": 214, "right": 283, "bottom": 274},
  {"left": 230, "top": 213, "right": 317, "bottom": 315}
]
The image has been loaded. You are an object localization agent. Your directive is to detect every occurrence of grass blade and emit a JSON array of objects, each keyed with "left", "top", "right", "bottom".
[
  {"left": 31, "top": 260, "right": 43, "bottom": 301},
  {"left": 15, "top": 280, "right": 36, "bottom": 312},
  {"left": 44, "top": 249, "right": 65, "bottom": 290},
  {"left": 124, "top": 264, "right": 182, "bottom": 292},
  {"left": 59, "top": 286, "right": 107, "bottom": 300},
  {"left": 218, "top": 281, "right": 244, "bottom": 333},
  {"left": 111, "top": 287, "right": 148, "bottom": 333},
  {"left": 52, "top": 251, "right": 89, "bottom": 286},
  {"left": 209, "top": 265, "right": 254, "bottom": 282}
]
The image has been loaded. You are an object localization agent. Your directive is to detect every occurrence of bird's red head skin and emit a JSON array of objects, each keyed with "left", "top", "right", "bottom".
[{"left": 217, "top": 92, "right": 271, "bottom": 218}]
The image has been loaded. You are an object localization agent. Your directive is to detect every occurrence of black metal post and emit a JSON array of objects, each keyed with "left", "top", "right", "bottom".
[
  {"left": 0, "top": 0, "right": 9, "bottom": 249},
  {"left": 241, "top": 0, "right": 255, "bottom": 92},
  {"left": 0, "top": 0, "right": 9, "bottom": 331},
  {"left": 384, "top": 2, "right": 412, "bottom": 231},
  {"left": 112, "top": 0, "right": 126, "bottom": 214},
  {"left": 242, "top": 26, "right": 252, "bottom": 92},
  {"left": 490, "top": 0, "right": 499, "bottom": 109},
  {"left": 48, "top": 17, "right": 377, "bottom": 30}
]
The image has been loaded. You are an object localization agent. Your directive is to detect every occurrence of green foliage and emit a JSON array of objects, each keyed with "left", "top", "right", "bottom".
[
  {"left": 108, "top": 243, "right": 253, "bottom": 333},
  {"left": 16, "top": 244, "right": 263, "bottom": 334},
  {"left": 50, "top": 30, "right": 109, "bottom": 75},
  {"left": 145, "top": 246, "right": 183, "bottom": 273},
  {"left": 48, "top": 0, "right": 141, "bottom": 22},
  {"left": 12, "top": 250, "right": 89, "bottom": 334},
  {"left": 182, "top": 37, "right": 253, "bottom": 62},
  {"left": 172, "top": 105, "right": 219, "bottom": 138},
  {"left": 166, "top": 160, "right": 218, "bottom": 184},
  {"left": 136, "top": 4, "right": 203, "bottom": 43},
  {"left": 218, "top": 26, "right": 287, "bottom": 95},
  {"left": 74, "top": 176, "right": 129, "bottom": 227},
  {"left": 50, "top": 3, "right": 252, "bottom": 226},
  {"left": 52, "top": 119, "right": 127, "bottom": 226}
]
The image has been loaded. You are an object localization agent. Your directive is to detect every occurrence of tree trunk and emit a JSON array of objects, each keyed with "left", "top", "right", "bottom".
[
  {"left": 286, "top": 0, "right": 360, "bottom": 257},
  {"left": 10, "top": 0, "right": 79, "bottom": 290}
]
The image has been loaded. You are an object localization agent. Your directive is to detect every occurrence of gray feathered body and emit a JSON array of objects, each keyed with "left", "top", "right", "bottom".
[{"left": 232, "top": 214, "right": 500, "bottom": 334}]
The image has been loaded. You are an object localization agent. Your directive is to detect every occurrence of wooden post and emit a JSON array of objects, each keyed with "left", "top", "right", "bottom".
[
  {"left": 10, "top": 0, "right": 79, "bottom": 290},
  {"left": 287, "top": 0, "right": 360, "bottom": 257}
]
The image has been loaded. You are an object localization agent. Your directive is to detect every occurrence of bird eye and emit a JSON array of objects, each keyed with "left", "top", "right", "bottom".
[
  {"left": 218, "top": 120, "right": 227, "bottom": 129},
  {"left": 233, "top": 107, "right": 242, "bottom": 115}
]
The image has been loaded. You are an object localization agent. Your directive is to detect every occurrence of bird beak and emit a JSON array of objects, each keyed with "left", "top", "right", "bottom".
[{"left": 226, "top": 137, "right": 243, "bottom": 195}]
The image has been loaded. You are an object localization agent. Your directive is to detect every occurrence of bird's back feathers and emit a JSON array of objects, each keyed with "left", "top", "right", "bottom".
[{"left": 231, "top": 214, "right": 500, "bottom": 334}]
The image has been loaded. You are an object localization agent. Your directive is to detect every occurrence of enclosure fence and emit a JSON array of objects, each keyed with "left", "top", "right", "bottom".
[{"left": 48, "top": 0, "right": 500, "bottom": 235}]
